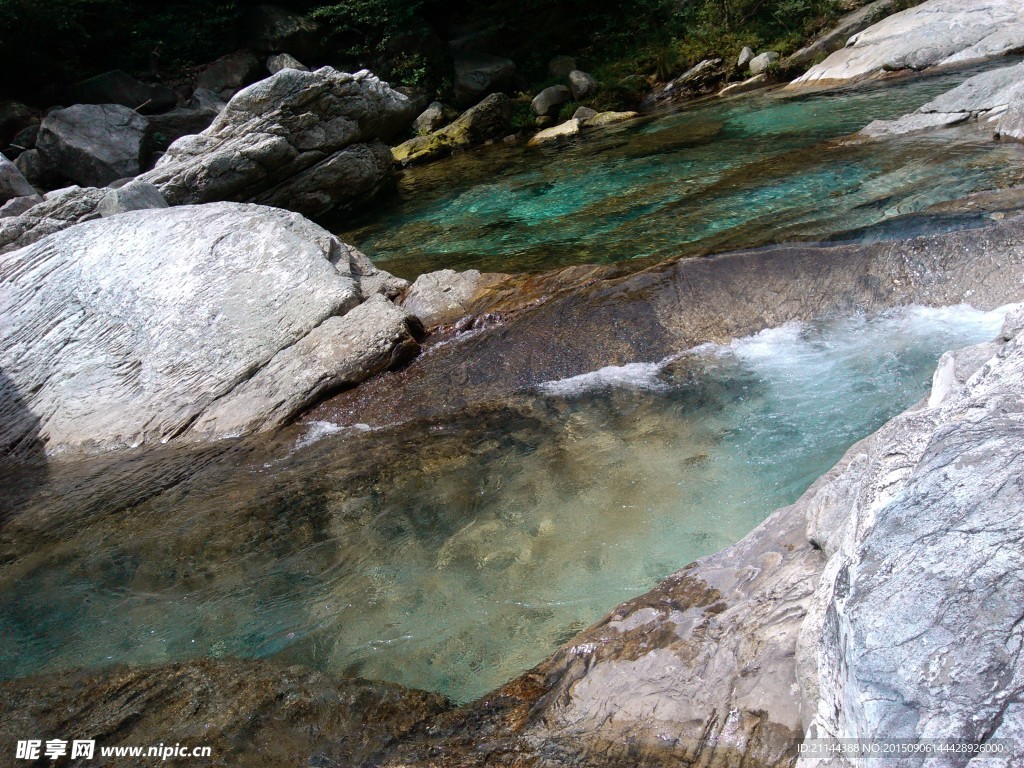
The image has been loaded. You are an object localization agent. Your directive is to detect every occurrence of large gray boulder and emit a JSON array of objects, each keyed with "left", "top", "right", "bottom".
[
  {"left": 0, "top": 101, "right": 38, "bottom": 147},
  {"left": 860, "top": 60, "right": 1024, "bottom": 137},
  {"left": 0, "top": 202, "right": 416, "bottom": 456},
  {"left": 0, "top": 153, "right": 35, "bottom": 203},
  {"left": 793, "top": 0, "right": 1024, "bottom": 86},
  {"left": 783, "top": 0, "right": 903, "bottom": 72},
  {"left": 453, "top": 54, "right": 516, "bottom": 106},
  {"left": 531, "top": 85, "right": 571, "bottom": 117},
  {"left": 140, "top": 67, "right": 413, "bottom": 217},
  {"left": 797, "top": 312, "right": 1024, "bottom": 757},
  {"left": 748, "top": 51, "right": 779, "bottom": 75},
  {"left": 412, "top": 101, "right": 450, "bottom": 135},
  {"left": 392, "top": 93, "right": 511, "bottom": 166},
  {"left": 400, "top": 268, "right": 507, "bottom": 329},
  {"left": 36, "top": 104, "right": 151, "bottom": 187},
  {"left": 568, "top": 69, "right": 599, "bottom": 100}
]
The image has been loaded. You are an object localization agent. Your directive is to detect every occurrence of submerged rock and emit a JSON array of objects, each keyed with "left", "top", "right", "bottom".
[
  {"left": 793, "top": 0, "right": 1024, "bottom": 86},
  {"left": 0, "top": 202, "right": 417, "bottom": 456},
  {"left": 314, "top": 231, "right": 1024, "bottom": 767},
  {"left": 140, "top": 67, "right": 413, "bottom": 217},
  {"left": 0, "top": 658, "right": 450, "bottom": 768}
]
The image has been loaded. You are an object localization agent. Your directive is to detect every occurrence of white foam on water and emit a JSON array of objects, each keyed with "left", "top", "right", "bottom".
[
  {"left": 537, "top": 360, "right": 671, "bottom": 396},
  {"left": 539, "top": 304, "right": 1015, "bottom": 399},
  {"left": 295, "top": 421, "right": 372, "bottom": 450}
]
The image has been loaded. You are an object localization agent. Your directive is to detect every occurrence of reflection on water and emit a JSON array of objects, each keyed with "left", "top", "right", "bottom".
[
  {"left": 339, "top": 61, "right": 1024, "bottom": 278},
  {"left": 0, "top": 305, "right": 1007, "bottom": 702}
]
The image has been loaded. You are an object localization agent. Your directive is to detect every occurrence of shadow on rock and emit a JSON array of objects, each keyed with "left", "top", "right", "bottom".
[{"left": 0, "top": 368, "right": 48, "bottom": 523}]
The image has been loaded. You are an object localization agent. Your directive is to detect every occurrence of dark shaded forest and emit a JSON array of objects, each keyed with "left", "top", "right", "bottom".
[{"left": 0, "top": 0, "right": 843, "bottom": 103}]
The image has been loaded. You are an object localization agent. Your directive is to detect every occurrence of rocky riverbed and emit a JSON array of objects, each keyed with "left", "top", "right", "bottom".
[{"left": 3, "top": 0, "right": 1024, "bottom": 764}]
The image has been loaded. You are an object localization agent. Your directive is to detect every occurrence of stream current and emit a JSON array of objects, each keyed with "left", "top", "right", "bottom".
[{"left": 2, "top": 62, "right": 1020, "bottom": 703}]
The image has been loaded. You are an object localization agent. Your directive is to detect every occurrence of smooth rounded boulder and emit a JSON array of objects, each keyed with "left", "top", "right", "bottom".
[
  {"left": 531, "top": 85, "right": 571, "bottom": 117},
  {"left": 0, "top": 202, "right": 416, "bottom": 456},
  {"left": 568, "top": 70, "right": 598, "bottom": 100}
]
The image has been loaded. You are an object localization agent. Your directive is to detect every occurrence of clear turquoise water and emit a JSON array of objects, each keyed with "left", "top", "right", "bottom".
[
  {"left": 0, "top": 305, "right": 1008, "bottom": 702},
  {"left": 340, "top": 63, "right": 1024, "bottom": 278},
  {"left": 3, "top": 66, "right": 1020, "bottom": 704}
]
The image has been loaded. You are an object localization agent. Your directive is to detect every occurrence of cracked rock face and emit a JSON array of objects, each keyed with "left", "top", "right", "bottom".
[
  {"left": 0, "top": 202, "right": 415, "bottom": 456},
  {"left": 140, "top": 67, "right": 413, "bottom": 218},
  {"left": 792, "top": 0, "right": 1024, "bottom": 86},
  {"left": 798, "top": 310, "right": 1024, "bottom": 762}
]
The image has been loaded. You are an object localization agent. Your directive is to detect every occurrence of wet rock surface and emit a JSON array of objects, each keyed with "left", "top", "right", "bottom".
[
  {"left": 0, "top": 658, "right": 450, "bottom": 768},
  {"left": 798, "top": 310, "right": 1024, "bottom": 759},
  {"left": 320, "top": 215, "right": 1024, "bottom": 430},
  {"left": 2, "top": 210, "right": 1023, "bottom": 766},
  {"left": 0, "top": 202, "right": 415, "bottom": 456}
]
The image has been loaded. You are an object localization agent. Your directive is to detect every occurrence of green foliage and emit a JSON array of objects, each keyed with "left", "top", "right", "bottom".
[
  {"left": 310, "top": 0, "right": 423, "bottom": 53},
  {"left": 0, "top": 0, "right": 846, "bottom": 107},
  {"left": 558, "top": 100, "right": 582, "bottom": 121},
  {"left": 509, "top": 100, "right": 535, "bottom": 133}
]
